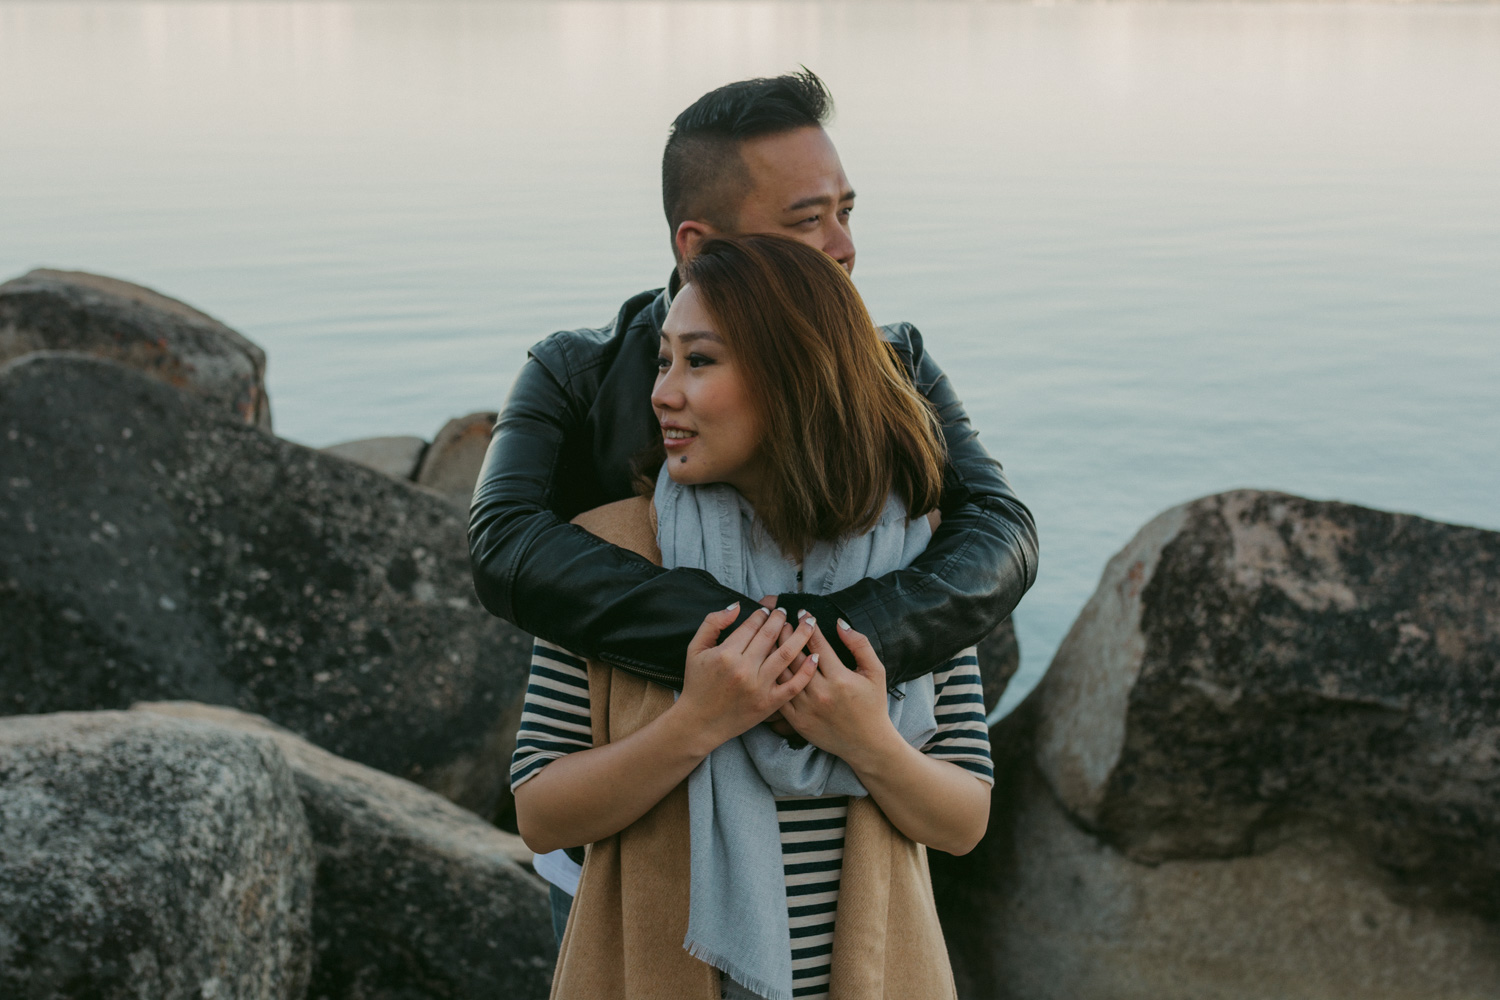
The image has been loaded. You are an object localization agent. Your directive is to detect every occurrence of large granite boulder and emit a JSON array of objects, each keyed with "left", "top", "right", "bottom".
[
  {"left": 0, "top": 354, "right": 533, "bottom": 819},
  {"left": 1037, "top": 490, "right": 1500, "bottom": 909},
  {"left": 940, "top": 726, "right": 1500, "bottom": 1000},
  {"left": 930, "top": 491, "right": 1500, "bottom": 999},
  {"left": 133, "top": 701, "right": 554, "bottom": 1000},
  {"left": 0, "top": 269, "right": 271, "bottom": 429},
  {"left": 0, "top": 710, "right": 314, "bottom": 999},
  {"left": 414, "top": 411, "right": 496, "bottom": 509}
]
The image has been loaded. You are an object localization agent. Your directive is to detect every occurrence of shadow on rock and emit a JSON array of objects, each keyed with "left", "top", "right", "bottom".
[
  {"left": 0, "top": 353, "right": 532, "bottom": 820},
  {"left": 132, "top": 701, "right": 554, "bottom": 1000}
]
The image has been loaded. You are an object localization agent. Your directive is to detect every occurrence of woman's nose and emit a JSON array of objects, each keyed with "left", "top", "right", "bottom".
[{"left": 651, "top": 369, "right": 684, "bottom": 410}]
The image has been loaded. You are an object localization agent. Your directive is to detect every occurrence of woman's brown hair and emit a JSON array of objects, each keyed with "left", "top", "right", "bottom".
[{"left": 682, "top": 233, "right": 946, "bottom": 556}]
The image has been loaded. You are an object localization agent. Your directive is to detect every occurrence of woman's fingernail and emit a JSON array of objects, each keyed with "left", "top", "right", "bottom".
[
  {"left": 759, "top": 606, "right": 772, "bottom": 615},
  {"left": 838, "top": 618, "right": 851, "bottom": 632},
  {"left": 726, "top": 602, "right": 740, "bottom": 611},
  {"left": 810, "top": 654, "right": 820, "bottom": 665},
  {"left": 797, "top": 609, "right": 808, "bottom": 619},
  {"left": 804, "top": 616, "right": 816, "bottom": 628}
]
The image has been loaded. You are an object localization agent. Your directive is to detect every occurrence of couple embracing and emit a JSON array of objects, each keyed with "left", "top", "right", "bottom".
[{"left": 469, "top": 70, "right": 1037, "bottom": 1000}]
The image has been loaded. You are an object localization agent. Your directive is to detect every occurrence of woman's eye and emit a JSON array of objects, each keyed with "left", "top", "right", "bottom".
[
  {"left": 655, "top": 354, "right": 670, "bottom": 370},
  {"left": 687, "top": 353, "right": 713, "bottom": 368}
]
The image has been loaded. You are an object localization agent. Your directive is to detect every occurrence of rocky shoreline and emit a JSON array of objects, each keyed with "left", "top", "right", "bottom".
[{"left": 2, "top": 269, "right": 1495, "bottom": 998}]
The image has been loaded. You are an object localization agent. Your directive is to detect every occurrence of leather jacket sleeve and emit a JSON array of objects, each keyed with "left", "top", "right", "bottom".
[
  {"left": 819, "top": 323, "right": 1038, "bottom": 685},
  {"left": 469, "top": 350, "right": 765, "bottom": 687},
  {"left": 469, "top": 320, "right": 1037, "bottom": 690}
]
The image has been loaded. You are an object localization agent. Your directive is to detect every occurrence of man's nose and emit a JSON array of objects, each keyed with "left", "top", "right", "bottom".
[{"left": 823, "top": 221, "right": 855, "bottom": 272}]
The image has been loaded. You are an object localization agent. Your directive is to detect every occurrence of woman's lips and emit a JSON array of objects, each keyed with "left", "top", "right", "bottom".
[{"left": 662, "top": 428, "right": 697, "bottom": 449}]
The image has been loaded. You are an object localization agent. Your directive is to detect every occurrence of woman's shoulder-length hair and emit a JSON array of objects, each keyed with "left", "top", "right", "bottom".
[{"left": 684, "top": 233, "right": 946, "bottom": 556}]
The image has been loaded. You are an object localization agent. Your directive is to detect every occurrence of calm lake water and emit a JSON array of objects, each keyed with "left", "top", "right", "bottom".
[{"left": 3, "top": 1, "right": 1498, "bottom": 717}]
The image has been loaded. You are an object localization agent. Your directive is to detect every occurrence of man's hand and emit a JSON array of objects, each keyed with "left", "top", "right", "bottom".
[
  {"left": 672, "top": 604, "right": 818, "bottom": 754},
  {"left": 778, "top": 618, "right": 901, "bottom": 768},
  {"left": 757, "top": 595, "right": 803, "bottom": 739}
]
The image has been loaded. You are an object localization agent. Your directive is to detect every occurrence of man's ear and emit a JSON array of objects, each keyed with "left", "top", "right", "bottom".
[{"left": 674, "top": 219, "right": 718, "bottom": 265}]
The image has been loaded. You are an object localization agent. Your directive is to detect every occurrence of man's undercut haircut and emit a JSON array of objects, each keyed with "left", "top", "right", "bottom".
[{"left": 662, "top": 69, "right": 833, "bottom": 258}]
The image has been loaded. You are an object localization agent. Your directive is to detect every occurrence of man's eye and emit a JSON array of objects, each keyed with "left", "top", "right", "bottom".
[
  {"left": 798, "top": 215, "right": 820, "bottom": 227},
  {"left": 839, "top": 206, "right": 853, "bottom": 219}
]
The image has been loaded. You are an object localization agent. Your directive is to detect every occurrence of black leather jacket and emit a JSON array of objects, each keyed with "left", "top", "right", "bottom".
[{"left": 468, "top": 284, "right": 1037, "bottom": 689}]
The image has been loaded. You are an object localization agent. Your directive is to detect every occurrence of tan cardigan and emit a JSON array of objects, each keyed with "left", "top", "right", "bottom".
[{"left": 548, "top": 496, "right": 958, "bottom": 1000}]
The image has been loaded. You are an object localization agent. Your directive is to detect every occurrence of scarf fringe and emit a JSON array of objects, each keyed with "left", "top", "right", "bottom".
[{"left": 684, "top": 936, "right": 792, "bottom": 1000}]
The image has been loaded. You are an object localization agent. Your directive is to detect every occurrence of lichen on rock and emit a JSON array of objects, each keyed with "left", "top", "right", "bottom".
[{"left": 0, "top": 710, "right": 314, "bottom": 999}]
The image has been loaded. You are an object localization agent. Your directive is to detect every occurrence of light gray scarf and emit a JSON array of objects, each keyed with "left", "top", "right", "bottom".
[{"left": 654, "top": 465, "right": 937, "bottom": 1000}]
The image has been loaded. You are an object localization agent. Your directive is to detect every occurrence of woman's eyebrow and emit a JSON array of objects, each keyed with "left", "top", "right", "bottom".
[{"left": 675, "top": 331, "right": 722, "bottom": 345}]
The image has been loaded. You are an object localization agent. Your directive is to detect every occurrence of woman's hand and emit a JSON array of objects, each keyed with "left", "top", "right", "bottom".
[
  {"left": 672, "top": 603, "right": 819, "bottom": 753},
  {"left": 779, "top": 616, "right": 993, "bottom": 855},
  {"left": 516, "top": 609, "right": 815, "bottom": 854},
  {"left": 778, "top": 618, "right": 902, "bottom": 768}
]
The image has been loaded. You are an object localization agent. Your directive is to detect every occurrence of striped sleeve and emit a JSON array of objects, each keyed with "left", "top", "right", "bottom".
[
  {"left": 921, "top": 646, "right": 994, "bottom": 785},
  {"left": 509, "top": 640, "right": 594, "bottom": 790}
]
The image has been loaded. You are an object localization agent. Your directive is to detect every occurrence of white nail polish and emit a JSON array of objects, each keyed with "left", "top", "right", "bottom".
[
  {"left": 805, "top": 617, "right": 816, "bottom": 628},
  {"left": 810, "top": 654, "right": 820, "bottom": 665},
  {"left": 797, "top": 609, "right": 808, "bottom": 619},
  {"left": 726, "top": 602, "right": 740, "bottom": 611},
  {"left": 838, "top": 618, "right": 851, "bottom": 631}
]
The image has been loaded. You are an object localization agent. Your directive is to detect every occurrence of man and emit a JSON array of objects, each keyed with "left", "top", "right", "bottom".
[
  {"left": 469, "top": 69, "right": 1035, "bottom": 690},
  {"left": 471, "top": 66, "right": 1036, "bottom": 947}
]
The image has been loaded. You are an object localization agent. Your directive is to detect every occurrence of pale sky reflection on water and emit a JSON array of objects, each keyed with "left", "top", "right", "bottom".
[{"left": 3, "top": 1, "right": 1498, "bottom": 715}]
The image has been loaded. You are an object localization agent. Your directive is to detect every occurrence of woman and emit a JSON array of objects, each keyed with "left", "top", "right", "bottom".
[{"left": 510, "top": 234, "right": 993, "bottom": 1000}]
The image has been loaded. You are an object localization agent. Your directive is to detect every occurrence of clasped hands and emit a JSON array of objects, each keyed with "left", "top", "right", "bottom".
[{"left": 675, "top": 597, "right": 898, "bottom": 767}]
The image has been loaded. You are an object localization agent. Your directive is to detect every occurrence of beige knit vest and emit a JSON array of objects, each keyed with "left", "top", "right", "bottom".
[{"left": 548, "top": 496, "right": 958, "bottom": 1000}]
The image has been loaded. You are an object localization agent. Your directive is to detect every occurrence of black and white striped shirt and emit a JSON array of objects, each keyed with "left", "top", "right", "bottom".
[{"left": 511, "top": 641, "right": 993, "bottom": 1000}]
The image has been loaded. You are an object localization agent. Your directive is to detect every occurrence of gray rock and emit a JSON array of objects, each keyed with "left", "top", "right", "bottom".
[
  {"left": 1036, "top": 490, "right": 1500, "bottom": 915},
  {"left": 931, "top": 491, "right": 1500, "bottom": 999},
  {"left": 132, "top": 701, "right": 553, "bottom": 1000},
  {"left": 321, "top": 436, "right": 428, "bottom": 482},
  {"left": 0, "top": 354, "right": 534, "bottom": 820},
  {"left": 0, "top": 269, "right": 271, "bottom": 429},
  {"left": 940, "top": 744, "right": 1500, "bottom": 999},
  {"left": 0, "top": 710, "right": 313, "bottom": 1000},
  {"left": 414, "top": 411, "right": 496, "bottom": 509}
]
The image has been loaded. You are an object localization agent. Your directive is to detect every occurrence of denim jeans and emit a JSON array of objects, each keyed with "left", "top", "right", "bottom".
[{"left": 549, "top": 883, "right": 573, "bottom": 950}]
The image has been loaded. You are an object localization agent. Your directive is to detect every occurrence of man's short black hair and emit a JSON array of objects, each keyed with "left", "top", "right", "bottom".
[{"left": 662, "top": 69, "right": 833, "bottom": 258}]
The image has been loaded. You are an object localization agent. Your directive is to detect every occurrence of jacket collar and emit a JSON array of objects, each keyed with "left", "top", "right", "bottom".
[{"left": 629, "top": 269, "right": 677, "bottom": 340}]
